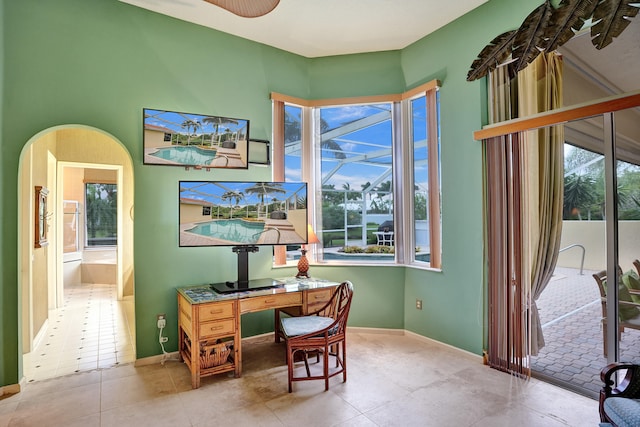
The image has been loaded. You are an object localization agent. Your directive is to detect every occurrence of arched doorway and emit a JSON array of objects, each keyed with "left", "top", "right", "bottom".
[{"left": 19, "top": 125, "right": 135, "bottom": 381}]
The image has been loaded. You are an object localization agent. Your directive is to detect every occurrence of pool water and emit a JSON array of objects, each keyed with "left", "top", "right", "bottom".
[
  {"left": 187, "top": 219, "right": 265, "bottom": 243},
  {"left": 151, "top": 146, "right": 216, "bottom": 165}
]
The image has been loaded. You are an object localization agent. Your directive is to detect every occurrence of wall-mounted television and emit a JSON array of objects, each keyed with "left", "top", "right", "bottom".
[
  {"left": 179, "top": 181, "right": 309, "bottom": 293},
  {"left": 143, "top": 108, "right": 249, "bottom": 169}
]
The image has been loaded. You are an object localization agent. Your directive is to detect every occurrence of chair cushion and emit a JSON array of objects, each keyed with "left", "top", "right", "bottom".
[
  {"left": 281, "top": 316, "right": 334, "bottom": 338},
  {"left": 603, "top": 397, "right": 640, "bottom": 427},
  {"left": 601, "top": 275, "right": 640, "bottom": 321},
  {"left": 622, "top": 270, "right": 640, "bottom": 304},
  {"left": 618, "top": 284, "right": 640, "bottom": 322}
]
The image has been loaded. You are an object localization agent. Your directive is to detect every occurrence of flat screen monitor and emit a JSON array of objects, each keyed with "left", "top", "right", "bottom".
[
  {"left": 179, "top": 181, "right": 308, "bottom": 247},
  {"left": 143, "top": 108, "right": 250, "bottom": 169}
]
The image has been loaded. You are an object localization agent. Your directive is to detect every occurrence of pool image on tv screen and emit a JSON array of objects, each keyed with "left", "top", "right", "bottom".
[
  {"left": 144, "top": 108, "right": 250, "bottom": 169},
  {"left": 179, "top": 181, "right": 308, "bottom": 247}
]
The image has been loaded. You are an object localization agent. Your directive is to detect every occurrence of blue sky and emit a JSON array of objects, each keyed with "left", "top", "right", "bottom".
[
  {"left": 144, "top": 108, "right": 248, "bottom": 135},
  {"left": 285, "top": 101, "right": 430, "bottom": 192},
  {"left": 180, "top": 181, "right": 307, "bottom": 207}
]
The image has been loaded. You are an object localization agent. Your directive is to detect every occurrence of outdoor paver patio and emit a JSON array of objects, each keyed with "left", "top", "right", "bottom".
[{"left": 531, "top": 266, "right": 640, "bottom": 396}]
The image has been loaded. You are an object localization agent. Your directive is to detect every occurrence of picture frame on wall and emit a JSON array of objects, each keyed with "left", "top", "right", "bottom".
[
  {"left": 143, "top": 108, "right": 250, "bottom": 169},
  {"left": 35, "top": 186, "right": 49, "bottom": 248},
  {"left": 248, "top": 138, "right": 271, "bottom": 165}
]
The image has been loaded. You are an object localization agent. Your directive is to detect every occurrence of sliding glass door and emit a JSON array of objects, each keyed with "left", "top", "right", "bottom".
[{"left": 530, "top": 109, "right": 640, "bottom": 396}]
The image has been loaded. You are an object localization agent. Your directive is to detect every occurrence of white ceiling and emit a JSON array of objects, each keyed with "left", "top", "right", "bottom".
[{"left": 119, "top": 0, "right": 488, "bottom": 58}]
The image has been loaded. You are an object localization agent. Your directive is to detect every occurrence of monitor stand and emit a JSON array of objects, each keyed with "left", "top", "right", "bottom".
[{"left": 210, "top": 245, "right": 282, "bottom": 294}]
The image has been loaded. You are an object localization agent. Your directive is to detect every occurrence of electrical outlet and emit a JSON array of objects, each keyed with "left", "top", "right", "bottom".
[
  {"left": 157, "top": 313, "right": 166, "bottom": 329},
  {"left": 416, "top": 299, "right": 423, "bottom": 310}
]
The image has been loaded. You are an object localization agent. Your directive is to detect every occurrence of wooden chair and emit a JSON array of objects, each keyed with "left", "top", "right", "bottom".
[
  {"left": 600, "top": 362, "right": 640, "bottom": 426},
  {"left": 280, "top": 281, "right": 353, "bottom": 392},
  {"left": 592, "top": 269, "right": 640, "bottom": 356}
]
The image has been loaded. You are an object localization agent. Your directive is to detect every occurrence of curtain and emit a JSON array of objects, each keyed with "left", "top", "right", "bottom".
[
  {"left": 517, "top": 53, "right": 564, "bottom": 355},
  {"left": 484, "top": 52, "right": 563, "bottom": 374},
  {"left": 484, "top": 65, "right": 529, "bottom": 376}
]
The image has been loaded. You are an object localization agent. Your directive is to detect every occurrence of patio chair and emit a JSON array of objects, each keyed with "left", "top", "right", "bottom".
[
  {"left": 374, "top": 230, "right": 394, "bottom": 246},
  {"left": 592, "top": 270, "right": 640, "bottom": 357},
  {"left": 599, "top": 362, "right": 640, "bottom": 426},
  {"left": 280, "top": 281, "right": 353, "bottom": 392}
]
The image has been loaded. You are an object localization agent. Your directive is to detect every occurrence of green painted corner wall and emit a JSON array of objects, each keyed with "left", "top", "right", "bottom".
[
  {"left": 398, "top": 0, "right": 543, "bottom": 353},
  {"left": 0, "top": 0, "right": 7, "bottom": 387},
  {"left": 1, "top": 0, "right": 542, "bottom": 386}
]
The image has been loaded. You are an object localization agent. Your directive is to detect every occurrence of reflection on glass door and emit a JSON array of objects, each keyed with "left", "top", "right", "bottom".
[
  {"left": 531, "top": 108, "right": 640, "bottom": 397},
  {"left": 614, "top": 107, "right": 640, "bottom": 365},
  {"left": 530, "top": 116, "right": 609, "bottom": 397},
  {"left": 63, "top": 200, "right": 80, "bottom": 253}
]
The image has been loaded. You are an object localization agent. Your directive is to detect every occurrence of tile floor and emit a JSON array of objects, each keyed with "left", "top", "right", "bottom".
[
  {"left": 2, "top": 331, "right": 599, "bottom": 426},
  {"left": 23, "top": 283, "right": 136, "bottom": 382}
]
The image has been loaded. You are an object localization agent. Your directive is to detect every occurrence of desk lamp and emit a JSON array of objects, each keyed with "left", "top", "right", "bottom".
[{"left": 296, "top": 225, "right": 320, "bottom": 278}]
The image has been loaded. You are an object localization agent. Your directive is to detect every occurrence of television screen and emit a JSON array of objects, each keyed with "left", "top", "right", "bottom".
[
  {"left": 179, "top": 181, "right": 308, "bottom": 247},
  {"left": 143, "top": 108, "right": 249, "bottom": 169}
]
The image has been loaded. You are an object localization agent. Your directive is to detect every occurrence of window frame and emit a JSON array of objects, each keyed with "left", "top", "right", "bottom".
[
  {"left": 272, "top": 80, "right": 441, "bottom": 269},
  {"left": 84, "top": 181, "right": 118, "bottom": 248}
]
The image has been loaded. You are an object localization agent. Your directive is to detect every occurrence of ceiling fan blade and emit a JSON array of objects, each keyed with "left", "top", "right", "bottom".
[{"left": 203, "top": 0, "right": 280, "bottom": 18}]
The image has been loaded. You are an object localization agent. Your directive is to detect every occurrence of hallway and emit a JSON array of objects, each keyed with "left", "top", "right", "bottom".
[{"left": 24, "top": 283, "right": 135, "bottom": 382}]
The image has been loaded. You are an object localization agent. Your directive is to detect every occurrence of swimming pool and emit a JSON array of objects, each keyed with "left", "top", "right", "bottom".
[
  {"left": 187, "top": 219, "right": 265, "bottom": 243},
  {"left": 151, "top": 146, "right": 216, "bottom": 165}
]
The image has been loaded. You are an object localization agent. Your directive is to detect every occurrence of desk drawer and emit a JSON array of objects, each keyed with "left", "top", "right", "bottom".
[
  {"left": 199, "top": 319, "right": 235, "bottom": 338},
  {"left": 199, "top": 301, "right": 235, "bottom": 321},
  {"left": 240, "top": 293, "right": 302, "bottom": 313},
  {"left": 306, "top": 288, "right": 334, "bottom": 313}
]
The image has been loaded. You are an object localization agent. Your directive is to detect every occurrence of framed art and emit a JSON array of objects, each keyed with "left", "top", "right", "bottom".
[
  {"left": 35, "top": 186, "right": 49, "bottom": 248},
  {"left": 248, "top": 138, "right": 271, "bottom": 165},
  {"left": 143, "top": 108, "right": 250, "bottom": 169}
]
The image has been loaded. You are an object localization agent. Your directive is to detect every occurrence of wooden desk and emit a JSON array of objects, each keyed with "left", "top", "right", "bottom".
[{"left": 177, "top": 278, "right": 339, "bottom": 389}]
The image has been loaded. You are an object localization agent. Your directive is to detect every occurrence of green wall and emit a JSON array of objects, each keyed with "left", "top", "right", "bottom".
[
  {"left": 399, "top": 0, "right": 541, "bottom": 352},
  {"left": 1, "top": 0, "right": 542, "bottom": 386}
]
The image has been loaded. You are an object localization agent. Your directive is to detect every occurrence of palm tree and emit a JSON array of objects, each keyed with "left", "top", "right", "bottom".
[
  {"left": 85, "top": 183, "right": 117, "bottom": 244},
  {"left": 373, "top": 181, "right": 392, "bottom": 213},
  {"left": 563, "top": 174, "right": 596, "bottom": 219},
  {"left": 203, "top": 116, "right": 239, "bottom": 146},
  {"left": 221, "top": 191, "right": 243, "bottom": 219},
  {"left": 181, "top": 119, "right": 201, "bottom": 145},
  {"left": 244, "top": 183, "right": 286, "bottom": 217},
  {"left": 319, "top": 117, "right": 346, "bottom": 159},
  {"left": 284, "top": 110, "right": 301, "bottom": 143},
  {"left": 342, "top": 183, "right": 359, "bottom": 201}
]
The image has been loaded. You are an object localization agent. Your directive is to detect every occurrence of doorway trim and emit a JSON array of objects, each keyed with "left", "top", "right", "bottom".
[
  {"left": 56, "top": 162, "right": 125, "bottom": 305},
  {"left": 18, "top": 124, "right": 134, "bottom": 368}
]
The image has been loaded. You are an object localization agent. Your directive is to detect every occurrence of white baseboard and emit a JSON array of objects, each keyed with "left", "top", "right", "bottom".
[
  {"left": 133, "top": 328, "right": 482, "bottom": 367},
  {"left": 32, "top": 318, "right": 49, "bottom": 351}
]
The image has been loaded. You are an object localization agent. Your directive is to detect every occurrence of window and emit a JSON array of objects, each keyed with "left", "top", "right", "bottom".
[
  {"left": 85, "top": 182, "right": 117, "bottom": 247},
  {"left": 317, "top": 103, "right": 394, "bottom": 263},
  {"left": 409, "top": 90, "right": 440, "bottom": 266},
  {"left": 284, "top": 104, "right": 303, "bottom": 182},
  {"left": 272, "top": 80, "right": 441, "bottom": 268}
]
